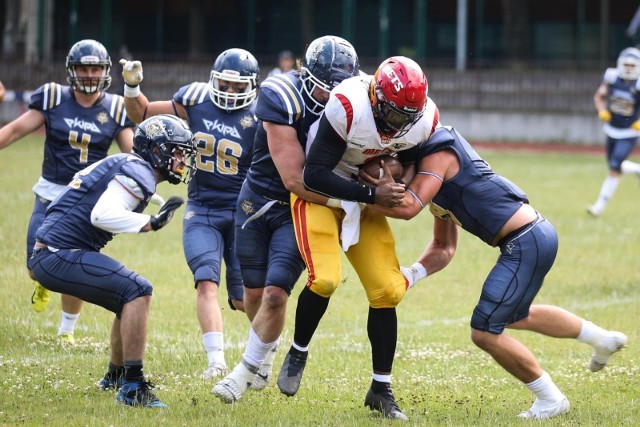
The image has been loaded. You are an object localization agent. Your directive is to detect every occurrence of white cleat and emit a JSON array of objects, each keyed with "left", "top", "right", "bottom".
[
  {"left": 200, "top": 362, "right": 227, "bottom": 379},
  {"left": 586, "top": 205, "right": 603, "bottom": 217},
  {"left": 518, "top": 397, "right": 570, "bottom": 420},
  {"left": 589, "top": 331, "right": 628, "bottom": 372},
  {"left": 212, "top": 363, "right": 256, "bottom": 403}
]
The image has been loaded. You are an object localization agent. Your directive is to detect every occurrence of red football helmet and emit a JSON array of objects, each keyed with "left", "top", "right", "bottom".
[{"left": 371, "top": 56, "right": 428, "bottom": 138}]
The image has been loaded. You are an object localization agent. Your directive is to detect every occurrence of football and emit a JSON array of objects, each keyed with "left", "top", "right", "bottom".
[{"left": 359, "top": 155, "right": 404, "bottom": 181}]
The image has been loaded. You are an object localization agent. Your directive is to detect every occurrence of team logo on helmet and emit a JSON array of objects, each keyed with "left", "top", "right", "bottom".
[{"left": 144, "top": 118, "right": 166, "bottom": 139}]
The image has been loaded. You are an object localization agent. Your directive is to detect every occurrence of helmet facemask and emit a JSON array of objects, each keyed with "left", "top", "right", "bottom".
[
  {"left": 66, "top": 40, "right": 112, "bottom": 94},
  {"left": 300, "top": 67, "right": 333, "bottom": 115},
  {"left": 208, "top": 70, "right": 257, "bottom": 111}
]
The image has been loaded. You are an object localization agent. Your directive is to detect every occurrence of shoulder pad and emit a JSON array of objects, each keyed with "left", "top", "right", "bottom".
[
  {"left": 120, "top": 155, "right": 157, "bottom": 198},
  {"left": 603, "top": 68, "right": 618, "bottom": 84},
  {"left": 28, "top": 82, "right": 69, "bottom": 111},
  {"left": 103, "top": 93, "right": 134, "bottom": 127},
  {"left": 173, "top": 82, "right": 210, "bottom": 107},
  {"left": 256, "top": 75, "right": 305, "bottom": 125}
]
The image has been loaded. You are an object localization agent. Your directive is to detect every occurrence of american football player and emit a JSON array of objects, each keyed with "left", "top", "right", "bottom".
[
  {"left": 212, "top": 35, "right": 360, "bottom": 404},
  {"left": 0, "top": 39, "right": 135, "bottom": 344},
  {"left": 275, "top": 56, "right": 439, "bottom": 421},
  {"left": 366, "top": 125, "right": 627, "bottom": 420},
  {"left": 120, "top": 48, "right": 260, "bottom": 380},
  {"left": 28, "top": 114, "right": 196, "bottom": 408},
  {"left": 588, "top": 47, "right": 640, "bottom": 216}
]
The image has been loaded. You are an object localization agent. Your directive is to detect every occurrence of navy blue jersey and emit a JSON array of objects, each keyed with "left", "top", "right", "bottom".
[
  {"left": 29, "top": 83, "right": 135, "bottom": 185},
  {"left": 418, "top": 127, "right": 529, "bottom": 245},
  {"left": 245, "top": 72, "right": 317, "bottom": 202},
  {"left": 603, "top": 68, "right": 640, "bottom": 129},
  {"left": 173, "top": 82, "right": 257, "bottom": 208},
  {"left": 36, "top": 153, "right": 155, "bottom": 251}
]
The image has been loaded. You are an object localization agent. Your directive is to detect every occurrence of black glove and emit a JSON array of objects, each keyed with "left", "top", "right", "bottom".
[{"left": 150, "top": 196, "right": 184, "bottom": 231}]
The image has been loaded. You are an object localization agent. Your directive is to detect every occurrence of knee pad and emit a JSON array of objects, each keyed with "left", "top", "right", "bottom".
[
  {"left": 308, "top": 277, "right": 339, "bottom": 298},
  {"left": 368, "top": 280, "right": 406, "bottom": 309}
]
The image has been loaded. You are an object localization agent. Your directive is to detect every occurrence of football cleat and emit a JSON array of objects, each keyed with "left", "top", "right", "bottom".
[
  {"left": 277, "top": 348, "right": 308, "bottom": 397},
  {"left": 31, "top": 282, "right": 50, "bottom": 312},
  {"left": 116, "top": 380, "right": 167, "bottom": 408},
  {"left": 586, "top": 205, "right": 603, "bottom": 217},
  {"left": 97, "top": 372, "right": 125, "bottom": 390},
  {"left": 364, "top": 383, "right": 408, "bottom": 421},
  {"left": 517, "top": 397, "right": 570, "bottom": 420},
  {"left": 200, "top": 362, "right": 227, "bottom": 379},
  {"left": 212, "top": 362, "right": 256, "bottom": 403},
  {"left": 251, "top": 343, "right": 278, "bottom": 391},
  {"left": 589, "top": 331, "right": 628, "bottom": 372},
  {"left": 58, "top": 332, "right": 75, "bottom": 345}
]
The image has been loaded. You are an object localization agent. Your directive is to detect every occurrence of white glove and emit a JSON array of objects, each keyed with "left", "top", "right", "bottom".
[{"left": 119, "top": 59, "right": 143, "bottom": 86}]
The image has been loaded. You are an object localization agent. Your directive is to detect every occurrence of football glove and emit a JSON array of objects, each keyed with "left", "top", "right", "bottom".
[
  {"left": 119, "top": 59, "right": 144, "bottom": 87},
  {"left": 150, "top": 196, "right": 184, "bottom": 231},
  {"left": 632, "top": 120, "right": 640, "bottom": 131},
  {"left": 598, "top": 110, "right": 612, "bottom": 122}
]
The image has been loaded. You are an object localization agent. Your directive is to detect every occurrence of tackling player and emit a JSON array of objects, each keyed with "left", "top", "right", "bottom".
[
  {"left": 212, "top": 35, "right": 360, "bottom": 404},
  {"left": 120, "top": 48, "right": 259, "bottom": 380},
  {"left": 366, "top": 125, "right": 628, "bottom": 420}
]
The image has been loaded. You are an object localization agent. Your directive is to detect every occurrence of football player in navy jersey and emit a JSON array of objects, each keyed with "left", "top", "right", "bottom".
[
  {"left": 211, "top": 35, "right": 360, "bottom": 404},
  {"left": 0, "top": 39, "right": 136, "bottom": 344},
  {"left": 588, "top": 47, "right": 640, "bottom": 216},
  {"left": 365, "top": 126, "right": 627, "bottom": 420},
  {"left": 28, "top": 114, "right": 196, "bottom": 407},
  {"left": 120, "top": 48, "right": 259, "bottom": 379}
]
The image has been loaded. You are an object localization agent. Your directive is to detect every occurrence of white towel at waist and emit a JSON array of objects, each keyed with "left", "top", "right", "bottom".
[{"left": 340, "top": 201, "right": 366, "bottom": 251}]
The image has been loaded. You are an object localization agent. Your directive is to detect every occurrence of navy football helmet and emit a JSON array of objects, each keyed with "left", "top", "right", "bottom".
[
  {"left": 66, "top": 39, "right": 112, "bottom": 94},
  {"left": 301, "top": 35, "right": 360, "bottom": 115},
  {"left": 617, "top": 47, "right": 640, "bottom": 80},
  {"left": 208, "top": 48, "right": 260, "bottom": 111},
  {"left": 133, "top": 115, "right": 197, "bottom": 185}
]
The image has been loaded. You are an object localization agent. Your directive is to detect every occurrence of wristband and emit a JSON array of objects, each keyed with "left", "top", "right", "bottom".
[
  {"left": 326, "top": 198, "right": 341, "bottom": 208},
  {"left": 411, "top": 262, "right": 428, "bottom": 281},
  {"left": 124, "top": 84, "right": 140, "bottom": 98}
]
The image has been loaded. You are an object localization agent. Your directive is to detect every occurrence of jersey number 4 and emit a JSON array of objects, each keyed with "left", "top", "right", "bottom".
[{"left": 68, "top": 131, "right": 91, "bottom": 163}]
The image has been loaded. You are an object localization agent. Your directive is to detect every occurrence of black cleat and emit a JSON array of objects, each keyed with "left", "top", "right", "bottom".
[
  {"left": 276, "top": 349, "right": 308, "bottom": 396},
  {"left": 364, "top": 384, "right": 408, "bottom": 421}
]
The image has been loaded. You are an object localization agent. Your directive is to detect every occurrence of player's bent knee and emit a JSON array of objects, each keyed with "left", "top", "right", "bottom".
[
  {"left": 309, "top": 278, "right": 339, "bottom": 298},
  {"left": 368, "top": 282, "right": 406, "bottom": 308}
]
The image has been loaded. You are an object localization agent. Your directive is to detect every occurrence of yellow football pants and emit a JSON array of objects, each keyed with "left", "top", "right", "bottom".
[{"left": 291, "top": 194, "right": 407, "bottom": 308}]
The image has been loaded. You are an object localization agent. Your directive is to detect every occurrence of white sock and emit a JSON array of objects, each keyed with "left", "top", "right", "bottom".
[
  {"left": 621, "top": 160, "right": 640, "bottom": 174},
  {"left": 524, "top": 371, "right": 565, "bottom": 403},
  {"left": 372, "top": 373, "right": 391, "bottom": 383},
  {"left": 57, "top": 311, "right": 79, "bottom": 335},
  {"left": 593, "top": 176, "right": 619, "bottom": 211},
  {"left": 203, "top": 331, "right": 225, "bottom": 366},
  {"left": 243, "top": 327, "right": 278, "bottom": 369},
  {"left": 576, "top": 320, "right": 607, "bottom": 347},
  {"left": 292, "top": 342, "right": 309, "bottom": 352}
]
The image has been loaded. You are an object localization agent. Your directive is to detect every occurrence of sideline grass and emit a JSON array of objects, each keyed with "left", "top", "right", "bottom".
[{"left": 0, "top": 136, "right": 638, "bottom": 426}]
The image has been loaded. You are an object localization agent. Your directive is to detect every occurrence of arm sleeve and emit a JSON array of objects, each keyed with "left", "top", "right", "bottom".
[
  {"left": 303, "top": 114, "right": 375, "bottom": 204},
  {"left": 91, "top": 176, "right": 151, "bottom": 234}
]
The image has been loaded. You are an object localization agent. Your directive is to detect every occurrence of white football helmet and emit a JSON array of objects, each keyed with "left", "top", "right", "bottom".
[{"left": 617, "top": 47, "right": 640, "bottom": 80}]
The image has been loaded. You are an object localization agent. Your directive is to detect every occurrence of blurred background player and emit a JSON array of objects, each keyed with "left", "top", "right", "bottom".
[
  {"left": 588, "top": 47, "right": 640, "bottom": 216},
  {"left": 277, "top": 56, "right": 439, "bottom": 420},
  {"left": 29, "top": 114, "right": 196, "bottom": 408},
  {"left": 120, "top": 48, "right": 259, "bottom": 379},
  {"left": 368, "top": 125, "right": 627, "bottom": 420},
  {"left": 267, "top": 50, "right": 295, "bottom": 78},
  {"left": 212, "top": 35, "right": 360, "bottom": 404},
  {"left": 0, "top": 39, "right": 135, "bottom": 344}
]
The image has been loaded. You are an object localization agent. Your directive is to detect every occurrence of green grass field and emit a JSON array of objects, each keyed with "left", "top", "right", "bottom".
[{"left": 0, "top": 136, "right": 638, "bottom": 426}]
